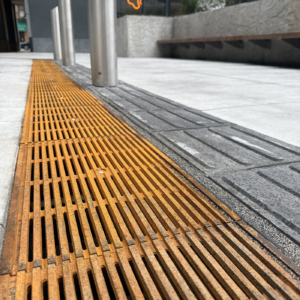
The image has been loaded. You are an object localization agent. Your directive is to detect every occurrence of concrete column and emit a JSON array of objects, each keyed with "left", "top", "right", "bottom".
[
  {"left": 51, "top": 7, "right": 62, "bottom": 60},
  {"left": 88, "top": 0, "right": 118, "bottom": 87},
  {"left": 58, "top": 0, "right": 75, "bottom": 66}
]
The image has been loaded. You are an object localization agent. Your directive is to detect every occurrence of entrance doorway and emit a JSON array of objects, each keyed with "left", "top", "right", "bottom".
[{"left": 0, "top": 0, "right": 30, "bottom": 52}]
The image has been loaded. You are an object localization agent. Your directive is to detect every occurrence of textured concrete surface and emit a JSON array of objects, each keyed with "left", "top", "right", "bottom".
[
  {"left": 173, "top": 0, "right": 300, "bottom": 39},
  {"left": 0, "top": 58, "right": 32, "bottom": 256},
  {"left": 117, "top": 15, "right": 173, "bottom": 58},
  {"left": 61, "top": 62, "right": 300, "bottom": 266},
  {"left": 117, "top": 0, "right": 300, "bottom": 65},
  {"left": 212, "top": 164, "right": 300, "bottom": 245}
]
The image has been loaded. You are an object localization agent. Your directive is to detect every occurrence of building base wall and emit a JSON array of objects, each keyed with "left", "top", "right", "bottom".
[{"left": 32, "top": 37, "right": 90, "bottom": 53}]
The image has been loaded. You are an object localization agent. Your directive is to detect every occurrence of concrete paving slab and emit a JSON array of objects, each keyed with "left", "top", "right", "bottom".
[
  {"left": 130, "top": 111, "right": 177, "bottom": 131},
  {"left": 0, "top": 122, "right": 23, "bottom": 140},
  {"left": 0, "top": 141, "right": 19, "bottom": 225},
  {"left": 0, "top": 56, "right": 31, "bottom": 258},
  {"left": 0, "top": 108, "right": 26, "bottom": 122},
  {"left": 150, "top": 110, "right": 199, "bottom": 129},
  {"left": 0, "top": 99, "right": 27, "bottom": 108},
  {"left": 108, "top": 87, "right": 160, "bottom": 111}
]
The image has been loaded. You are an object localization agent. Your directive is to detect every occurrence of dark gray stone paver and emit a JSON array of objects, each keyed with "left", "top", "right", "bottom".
[{"left": 212, "top": 165, "right": 300, "bottom": 244}]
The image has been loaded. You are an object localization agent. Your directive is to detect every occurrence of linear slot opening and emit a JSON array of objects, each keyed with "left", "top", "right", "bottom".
[
  {"left": 42, "top": 281, "right": 48, "bottom": 300},
  {"left": 116, "top": 202, "right": 136, "bottom": 239},
  {"left": 74, "top": 210, "right": 86, "bottom": 250},
  {"left": 63, "top": 213, "right": 74, "bottom": 253},
  {"left": 116, "top": 264, "right": 131, "bottom": 299},
  {"left": 58, "top": 181, "right": 65, "bottom": 207},
  {"left": 39, "top": 162, "right": 43, "bottom": 180},
  {"left": 166, "top": 250, "right": 197, "bottom": 298},
  {"left": 70, "top": 158, "right": 77, "bottom": 175},
  {"left": 95, "top": 206, "right": 111, "bottom": 244},
  {"left": 28, "top": 219, "right": 34, "bottom": 262},
  {"left": 55, "top": 160, "right": 60, "bottom": 178},
  {"left": 41, "top": 217, "right": 47, "bottom": 259},
  {"left": 40, "top": 184, "right": 44, "bottom": 210},
  {"left": 31, "top": 163, "right": 34, "bottom": 181},
  {"left": 130, "top": 260, "right": 148, "bottom": 299},
  {"left": 66, "top": 144, "right": 71, "bottom": 156},
  {"left": 106, "top": 205, "right": 123, "bottom": 242},
  {"left": 63, "top": 159, "right": 69, "bottom": 176},
  {"left": 103, "top": 178, "right": 114, "bottom": 198},
  {"left": 67, "top": 181, "right": 75, "bottom": 205},
  {"left": 49, "top": 182, "right": 55, "bottom": 208},
  {"left": 30, "top": 185, "right": 34, "bottom": 213},
  {"left": 102, "top": 267, "right": 116, "bottom": 300},
  {"left": 27, "top": 285, "right": 32, "bottom": 300},
  {"left": 88, "top": 270, "right": 99, "bottom": 300},
  {"left": 154, "top": 254, "right": 183, "bottom": 300},
  {"left": 94, "top": 179, "right": 105, "bottom": 200},
  {"left": 52, "top": 215, "right": 61, "bottom": 256},
  {"left": 73, "top": 274, "right": 82, "bottom": 300},
  {"left": 58, "top": 278, "right": 65, "bottom": 300},
  {"left": 77, "top": 180, "right": 85, "bottom": 203},
  {"left": 47, "top": 161, "right": 52, "bottom": 179},
  {"left": 85, "top": 209, "right": 99, "bottom": 247},
  {"left": 53, "top": 145, "right": 57, "bottom": 158}
]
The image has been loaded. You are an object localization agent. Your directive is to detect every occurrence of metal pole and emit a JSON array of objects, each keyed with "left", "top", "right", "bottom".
[
  {"left": 88, "top": 0, "right": 118, "bottom": 87},
  {"left": 58, "top": 0, "right": 75, "bottom": 66},
  {"left": 51, "top": 7, "right": 62, "bottom": 60}
]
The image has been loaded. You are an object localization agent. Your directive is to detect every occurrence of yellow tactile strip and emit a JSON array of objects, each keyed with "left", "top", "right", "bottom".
[{"left": 1, "top": 60, "right": 300, "bottom": 300}]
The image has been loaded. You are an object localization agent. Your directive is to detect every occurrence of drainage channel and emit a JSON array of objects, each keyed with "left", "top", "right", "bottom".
[{"left": 0, "top": 60, "right": 300, "bottom": 300}]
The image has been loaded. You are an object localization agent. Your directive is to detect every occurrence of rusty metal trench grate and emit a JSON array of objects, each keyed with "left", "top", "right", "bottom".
[{"left": 1, "top": 60, "right": 300, "bottom": 300}]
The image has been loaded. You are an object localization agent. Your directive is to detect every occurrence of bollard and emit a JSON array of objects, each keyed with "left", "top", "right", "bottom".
[
  {"left": 51, "top": 7, "right": 62, "bottom": 60},
  {"left": 88, "top": 0, "right": 118, "bottom": 87},
  {"left": 58, "top": 0, "right": 75, "bottom": 66}
]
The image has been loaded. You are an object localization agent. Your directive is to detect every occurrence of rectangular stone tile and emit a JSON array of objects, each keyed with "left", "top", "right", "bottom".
[
  {"left": 211, "top": 126, "right": 300, "bottom": 160},
  {"left": 90, "top": 87, "right": 142, "bottom": 112},
  {"left": 160, "top": 130, "right": 242, "bottom": 171},
  {"left": 129, "top": 111, "right": 177, "bottom": 131},
  {"left": 119, "top": 85, "right": 180, "bottom": 110},
  {"left": 108, "top": 87, "right": 160, "bottom": 111},
  {"left": 186, "top": 128, "right": 278, "bottom": 166},
  {"left": 257, "top": 164, "right": 300, "bottom": 197},
  {"left": 150, "top": 110, "right": 199, "bottom": 129},
  {"left": 168, "top": 109, "right": 223, "bottom": 126},
  {"left": 211, "top": 166, "right": 300, "bottom": 245}
]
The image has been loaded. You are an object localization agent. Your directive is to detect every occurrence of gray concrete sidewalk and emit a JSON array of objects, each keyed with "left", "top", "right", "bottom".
[{"left": 0, "top": 58, "right": 32, "bottom": 254}]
